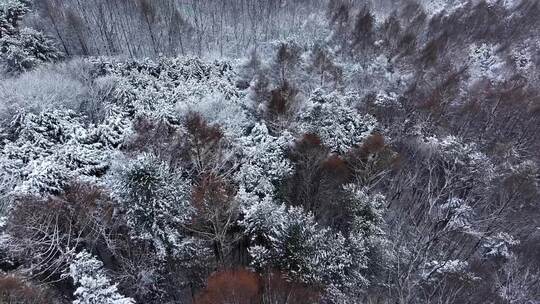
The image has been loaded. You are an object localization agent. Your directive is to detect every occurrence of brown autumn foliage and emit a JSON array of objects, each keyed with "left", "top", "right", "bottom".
[
  {"left": 184, "top": 112, "right": 229, "bottom": 175},
  {"left": 322, "top": 154, "right": 351, "bottom": 181},
  {"left": 269, "top": 87, "right": 288, "bottom": 115},
  {"left": 194, "top": 268, "right": 261, "bottom": 304},
  {"left": 299, "top": 133, "right": 322, "bottom": 147},
  {"left": 185, "top": 112, "right": 224, "bottom": 145},
  {"left": 6, "top": 183, "right": 116, "bottom": 281},
  {"left": 192, "top": 173, "right": 235, "bottom": 214},
  {"left": 127, "top": 117, "right": 184, "bottom": 165},
  {"left": 0, "top": 275, "right": 51, "bottom": 304},
  {"left": 265, "top": 81, "right": 300, "bottom": 132},
  {"left": 345, "top": 133, "right": 398, "bottom": 189},
  {"left": 355, "top": 133, "right": 386, "bottom": 160},
  {"left": 191, "top": 173, "right": 239, "bottom": 263},
  {"left": 195, "top": 269, "right": 320, "bottom": 304}
]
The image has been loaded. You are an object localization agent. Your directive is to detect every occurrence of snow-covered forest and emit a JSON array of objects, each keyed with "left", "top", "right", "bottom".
[{"left": 0, "top": 0, "right": 539, "bottom": 303}]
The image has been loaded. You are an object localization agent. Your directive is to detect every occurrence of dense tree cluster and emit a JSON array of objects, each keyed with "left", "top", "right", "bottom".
[
  {"left": 0, "top": 0, "right": 60, "bottom": 74},
  {"left": 0, "top": 0, "right": 539, "bottom": 303}
]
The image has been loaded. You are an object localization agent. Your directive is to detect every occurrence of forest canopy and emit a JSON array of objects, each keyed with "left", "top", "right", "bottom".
[{"left": 0, "top": 0, "right": 539, "bottom": 303}]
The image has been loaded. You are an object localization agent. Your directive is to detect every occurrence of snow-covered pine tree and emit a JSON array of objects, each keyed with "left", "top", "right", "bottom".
[
  {"left": 0, "top": 28, "right": 62, "bottom": 73},
  {"left": 0, "top": 1, "right": 61, "bottom": 74},
  {"left": 235, "top": 122, "right": 293, "bottom": 199},
  {"left": 245, "top": 202, "right": 369, "bottom": 298},
  {"left": 106, "top": 153, "right": 195, "bottom": 257},
  {"left": 0, "top": 0, "right": 29, "bottom": 38},
  {"left": 69, "top": 251, "right": 135, "bottom": 304},
  {"left": 298, "top": 89, "right": 377, "bottom": 154}
]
